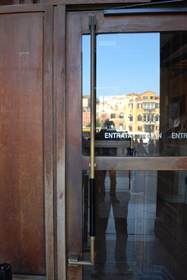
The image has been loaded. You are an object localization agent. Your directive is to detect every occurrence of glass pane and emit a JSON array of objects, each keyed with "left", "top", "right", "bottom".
[
  {"left": 82, "top": 170, "right": 187, "bottom": 279},
  {"left": 82, "top": 32, "right": 187, "bottom": 156}
]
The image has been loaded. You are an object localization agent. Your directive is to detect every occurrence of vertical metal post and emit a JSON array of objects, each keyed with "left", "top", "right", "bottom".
[
  {"left": 89, "top": 14, "right": 96, "bottom": 265},
  {"left": 68, "top": 15, "right": 96, "bottom": 266},
  {"left": 90, "top": 15, "right": 96, "bottom": 180}
]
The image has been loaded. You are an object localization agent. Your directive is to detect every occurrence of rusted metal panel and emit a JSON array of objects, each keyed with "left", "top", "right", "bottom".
[
  {"left": 44, "top": 0, "right": 150, "bottom": 4},
  {"left": 82, "top": 157, "right": 187, "bottom": 171},
  {"left": 0, "top": 13, "right": 45, "bottom": 275},
  {"left": 12, "top": 276, "right": 46, "bottom": 280},
  {"left": 66, "top": 12, "right": 83, "bottom": 280},
  {"left": 25, "top": 0, "right": 33, "bottom": 3},
  {"left": 53, "top": 4, "right": 66, "bottom": 280},
  {"left": 0, "top": 0, "right": 14, "bottom": 5},
  {"left": 0, "top": 5, "right": 46, "bottom": 13},
  {"left": 80, "top": 10, "right": 187, "bottom": 34},
  {"left": 43, "top": 4, "right": 54, "bottom": 280}
]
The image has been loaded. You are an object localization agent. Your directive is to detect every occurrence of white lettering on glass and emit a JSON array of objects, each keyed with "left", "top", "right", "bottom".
[{"left": 104, "top": 132, "right": 187, "bottom": 139}]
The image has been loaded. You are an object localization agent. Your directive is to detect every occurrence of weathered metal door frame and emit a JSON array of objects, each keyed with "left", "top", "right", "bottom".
[{"left": 65, "top": 8, "right": 187, "bottom": 280}]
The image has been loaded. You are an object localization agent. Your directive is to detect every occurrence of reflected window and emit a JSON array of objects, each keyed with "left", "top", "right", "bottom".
[
  {"left": 144, "top": 102, "right": 155, "bottom": 109},
  {"left": 155, "top": 114, "right": 160, "bottom": 121},
  {"left": 129, "top": 114, "right": 133, "bottom": 121},
  {"left": 138, "top": 114, "right": 142, "bottom": 122},
  {"left": 137, "top": 103, "right": 142, "bottom": 109},
  {"left": 145, "top": 125, "right": 154, "bottom": 132},
  {"left": 119, "top": 123, "right": 123, "bottom": 129}
]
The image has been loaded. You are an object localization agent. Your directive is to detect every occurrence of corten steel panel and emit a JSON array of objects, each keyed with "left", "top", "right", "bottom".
[
  {"left": 0, "top": 0, "right": 13, "bottom": 5},
  {"left": 43, "top": 5, "right": 54, "bottom": 280},
  {"left": 0, "top": 13, "right": 45, "bottom": 275},
  {"left": 82, "top": 157, "right": 187, "bottom": 170},
  {"left": 0, "top": 5, "right": 46, "bottom": 14},
  {"left": 25, "top": 0, "right": 33, "bottom": 3},
  {"left": 80, "top": 11, "right": 187, "bottom": 34},
  {"left": 66, "top": 12, "right": 82, "bottom": 280},
  {"left": 44, "top": 0, "right": 150, "bottom": 4},
  {"left": 53, "top": 5, "right": 66, "bottom": 280}
]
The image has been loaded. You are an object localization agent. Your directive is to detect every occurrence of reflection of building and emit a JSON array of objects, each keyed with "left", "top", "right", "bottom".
[
  {"left": 82, "top": 91, "right": 160, "bottom": 135},
  {"left": 82, "top": 95, "right": 90, "bottom": 127}
]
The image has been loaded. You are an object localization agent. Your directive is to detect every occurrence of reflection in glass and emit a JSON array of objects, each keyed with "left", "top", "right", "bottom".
[
  {"left": 82, "top": 170, "right": 187, "bottom": 279},
  {"left": 82, "top": 32, "right": 187, "bottom": 156}
]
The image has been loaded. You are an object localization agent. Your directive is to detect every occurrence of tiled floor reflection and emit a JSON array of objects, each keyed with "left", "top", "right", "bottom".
[{"left": 83, "top": 171, "right": 187, "bottom": 280}]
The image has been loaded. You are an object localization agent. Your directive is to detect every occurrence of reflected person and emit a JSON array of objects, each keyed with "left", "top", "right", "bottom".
[
  {"left": 148, "top": 139, "right": 155, "bottom": 156},
  {"left": 95, "top": 172, "right": 130, "bottom": 270},
  {"left": 95, "top": 119, "right": 119, "bottom": 202},
  {"left": 137, "top": 138, "right": 146, "bottom": 156},
  {"left": 95, "top": 120, "right": 130, "bottom": 270}
]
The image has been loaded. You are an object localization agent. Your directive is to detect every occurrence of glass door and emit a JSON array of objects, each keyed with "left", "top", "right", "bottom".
[{"left": 66, "top": 10, "right": 187, "bottom": 280}]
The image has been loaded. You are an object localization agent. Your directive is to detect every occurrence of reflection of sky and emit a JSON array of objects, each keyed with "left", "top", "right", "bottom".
[{"left": 82, "top": 33, "right": 160, "bottom": 99}]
